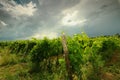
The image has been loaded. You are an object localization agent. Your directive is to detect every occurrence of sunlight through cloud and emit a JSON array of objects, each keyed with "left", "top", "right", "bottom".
[
  {"left": 61, "top": 10, "right": 87, "bottom": 26},
  {"left": 32, "top": 32, "right": 58, "bottom": 39}
]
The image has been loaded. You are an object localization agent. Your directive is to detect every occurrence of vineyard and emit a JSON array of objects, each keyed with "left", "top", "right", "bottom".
[{"left": 0, "top": 33, "right": 120, "bottom": 80}]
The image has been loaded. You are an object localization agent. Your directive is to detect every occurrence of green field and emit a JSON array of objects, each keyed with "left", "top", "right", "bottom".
[{"left": 0, "top": 33, "right": 120, "bottom": 80}]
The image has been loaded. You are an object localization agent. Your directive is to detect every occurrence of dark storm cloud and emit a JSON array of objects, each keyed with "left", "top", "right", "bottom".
[
  {"left": 35, "top": 0, "right": 81, "bottom": 25},
  {"left": 0, "top": 3, "right": 3, "bottom": 7},
  {"left": 0, "top": 0, "right": 38, "bottom": 39},
  {"left": 55, "top": 0, "right": 120, "bottom": 36},
  {"left": 38, "top": 0, "right": 80, "bottom": 11},
  {"left": 0, "top": 0, "right": 82, "bottom": 40},
  {"left": 0, "top": 0, "right": 120, "bottom": 40},
  {"left": 60, "top": 0, "right": 120, "bottom": 36},
  {"left": 77, "top": 0, "right": 120, "bottom": 20},
  {"left": 84, "top": 14, "right": 120, "bottom": 36}
]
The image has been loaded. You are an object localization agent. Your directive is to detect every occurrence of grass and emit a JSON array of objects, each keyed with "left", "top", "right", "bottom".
[
  {"left": 0, "top": 47, "right": 120, "bottom": 80},
  {"left": 0, "top": 47, "right": 19, "bottom": 66},
  {"left": 0, "top": 63, "right": 29, "bottom": 80},
  {"left": 0, "top": 47, "right": 68, "bottom": 80},
  {"left": 0, "top": 47, "right": 30, "bottom": 80},
  {"left": 100, "top": 50, "right": 120, "bottom": 80}
]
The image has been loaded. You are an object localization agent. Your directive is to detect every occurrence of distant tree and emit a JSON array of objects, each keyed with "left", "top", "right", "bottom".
[{"left": 115, "top": 33, "right": 120, "bottom": 37}]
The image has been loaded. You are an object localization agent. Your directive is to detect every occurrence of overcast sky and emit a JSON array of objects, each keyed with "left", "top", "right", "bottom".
[{"left": 0, "top": 0, "right": 120, "bottom": 40}]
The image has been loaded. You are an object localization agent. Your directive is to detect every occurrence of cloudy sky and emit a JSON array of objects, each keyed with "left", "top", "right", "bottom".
[{"left": 0, "top": 0, "right": 120, "bottom": 40}]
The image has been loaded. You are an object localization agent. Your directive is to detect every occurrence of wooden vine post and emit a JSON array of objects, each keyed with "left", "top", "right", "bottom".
[{"left": 61, "top": 33, "right": 73, "bottom": 80}]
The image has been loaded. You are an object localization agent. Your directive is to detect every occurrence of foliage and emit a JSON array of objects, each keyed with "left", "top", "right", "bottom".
[{"left": 0, "top": 33, "right": 120, "bottom": 80}]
